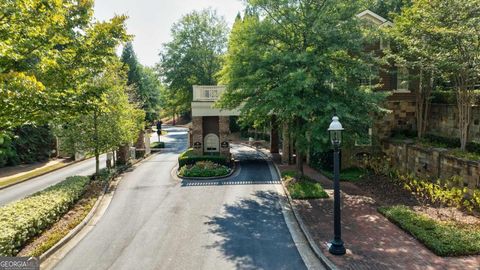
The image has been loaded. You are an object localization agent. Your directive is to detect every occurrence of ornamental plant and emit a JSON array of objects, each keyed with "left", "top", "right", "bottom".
[{"left": 0, "top": 176, "right": 89, "bottom": 256}]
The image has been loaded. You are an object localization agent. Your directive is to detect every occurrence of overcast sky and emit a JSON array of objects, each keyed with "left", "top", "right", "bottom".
[{"left": 93, "top": 0, "right": 244, "bottom": 67}]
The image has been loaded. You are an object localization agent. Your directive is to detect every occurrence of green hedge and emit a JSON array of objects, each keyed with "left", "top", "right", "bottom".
[
  {"left": 379, "top": 205, "right": 480, "bottom": 256},
  {"left": 0, "top": 176, "right": 89, "bottom": 256},
  {"left": 178, "top": 148, "right": 229, "bottom": 167}
]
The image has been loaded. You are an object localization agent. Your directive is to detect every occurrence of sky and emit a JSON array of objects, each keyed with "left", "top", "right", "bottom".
[{"left": 93, "top": 0, "right": 245, "bottom": 67}]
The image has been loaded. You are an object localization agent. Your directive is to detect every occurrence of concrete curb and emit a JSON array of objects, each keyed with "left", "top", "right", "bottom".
[
  {"left": 0, "top": 159, "right": 78, "bottom": 191},
  {"left": 272, "top": 162, "right": 339, "bottom": 270},
  {"left": 38, "top": 153, "right": 157, "bottom": 264}
]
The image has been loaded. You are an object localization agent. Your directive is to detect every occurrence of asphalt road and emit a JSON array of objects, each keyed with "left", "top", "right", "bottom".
[
  {"left": 53, "top": 126, "right": 307, "bottom": 270},
  {"left": 0, "top": 155, "right": 107, "bottom": 206}
]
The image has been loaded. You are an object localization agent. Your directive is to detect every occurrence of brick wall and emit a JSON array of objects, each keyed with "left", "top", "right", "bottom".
[{"left": 191, "top": 117, "right": 203, "bottom": 155}]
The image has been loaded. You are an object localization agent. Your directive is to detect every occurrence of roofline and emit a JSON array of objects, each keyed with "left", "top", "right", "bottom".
[{"left": 356, "top": 9, "right": 392, "bottom": 26}]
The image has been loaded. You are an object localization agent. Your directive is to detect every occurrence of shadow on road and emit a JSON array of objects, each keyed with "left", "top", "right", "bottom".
[{"left": 204, "top": 190, "right": 306, "bottom": 270}]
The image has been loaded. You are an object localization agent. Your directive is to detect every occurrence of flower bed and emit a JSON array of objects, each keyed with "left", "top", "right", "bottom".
[
  {"left": 0, "top": 176, "right": 89, "bottom": 256},
  {"left": 178, "top": 161, "right": 231, "bottom": 178}
]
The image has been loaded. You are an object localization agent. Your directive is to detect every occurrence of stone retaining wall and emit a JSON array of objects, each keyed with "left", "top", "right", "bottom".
[{"left": 384, "top": 140, "right": 480, "bottom": 192}]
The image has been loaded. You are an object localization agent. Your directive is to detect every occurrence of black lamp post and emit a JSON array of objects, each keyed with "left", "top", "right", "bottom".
[{"left": 328, "top": 115, "right": 346, "bottom": 255}]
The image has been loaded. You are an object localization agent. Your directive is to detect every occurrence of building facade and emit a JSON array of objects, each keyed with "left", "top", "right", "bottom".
[{"left": 190, "top": 86, "right": 240, "bottom": 157}]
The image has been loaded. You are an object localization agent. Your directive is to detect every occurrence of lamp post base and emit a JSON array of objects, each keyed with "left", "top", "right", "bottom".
[{"left": 329, "top": 239, "right": 346, "bottom": 255}]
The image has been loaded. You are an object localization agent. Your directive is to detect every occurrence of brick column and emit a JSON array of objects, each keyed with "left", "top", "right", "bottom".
[
  {"left": 219, "top": 116, "right": 230, "bottom": 158},
  {"left": 192, "top": 117, "right": 203, "bottom": 155}
]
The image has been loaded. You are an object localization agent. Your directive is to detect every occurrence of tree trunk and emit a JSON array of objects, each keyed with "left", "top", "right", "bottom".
[
  {"left": 93, "top": 110, "right": 100, "bottom": 175},
  {"left": 416, "top": 67, "right": 433, "bottom": 139}
]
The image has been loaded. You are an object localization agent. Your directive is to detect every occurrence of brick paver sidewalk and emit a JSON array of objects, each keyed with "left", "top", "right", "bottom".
[{"left": 278, "top": 164, "right": 480, "bottom": 270}]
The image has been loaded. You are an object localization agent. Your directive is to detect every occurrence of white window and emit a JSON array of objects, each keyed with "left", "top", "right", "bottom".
[{"left": 395, "top": 66, "right": 410, "bottom": 93}]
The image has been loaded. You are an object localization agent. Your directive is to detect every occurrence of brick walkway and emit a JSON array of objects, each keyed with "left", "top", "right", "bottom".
[{"left": 278, "top": 164, "right": 480, "bottom": 270}]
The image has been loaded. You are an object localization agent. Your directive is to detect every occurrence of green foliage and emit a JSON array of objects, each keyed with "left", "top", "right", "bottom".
[
  {"left": 178, "top": 148, "right": 229, "bottom": 167},
  {"left": 0, "top": 133, "right": 18, "bottom": 167},
  {"left": 321, "top": 167, "right": 366, "bottom": 182},
  {"left": 218, "top": 0, "right": 386, "bottom": 159},
  {"left": 150, "top": 142, "right": 165, "bottom": 149},
  {"left": 282, "top": 173, "right": 328, "bottom": 199},
  {"left": 0, "top": 0, "right": 131, "bottom": 130},
  {"left": 179, "top": 160, "right": 230, "bottom": 178},
  {"left": 379, "top": 205, "right": 480, "bottom": 256},
  {"left": 397, "top": 173, "right": 479, "bottom": 213},
  {"left": 121, "top": 43, "right": 162, "bottom": 123},
  {"left": 158, "top": 9, "right": 228, "bottom": 115},
  {"left": 12, "top": 125, "right": 55, "bottom": 164},
  {"left": 368, "top": 0, "right": 412, "bottom": 20},
  {"left": 55, "top": 62, "right": 145, "bottom": 173},
  {"left": 0, "top": 176, "right": 89, "bottom": 256}
]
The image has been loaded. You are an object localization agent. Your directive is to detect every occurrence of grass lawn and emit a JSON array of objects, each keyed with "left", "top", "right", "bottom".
[
  {"left": 379, "top": 205, "right": 480, "bottom": 256},
  {"left": 282, "top": 171, "right": 328, "bottom": 199},
  {"left": 321, "top": 167, "right": 365, "bottom": 182},
  {"left": 0, "top": 162, "right": 70, "bottom": 189}
]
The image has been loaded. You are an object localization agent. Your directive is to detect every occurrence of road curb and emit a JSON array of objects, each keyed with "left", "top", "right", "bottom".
[
  {"left": 39, "top": 153, "right": 158, "bottom": 265},
  {"left": 271, "top": 162, "right": 338, "bottom": 270}
]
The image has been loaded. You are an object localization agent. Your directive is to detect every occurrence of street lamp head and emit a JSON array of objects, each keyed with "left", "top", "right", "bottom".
[{"left": 328, "top": 116, "right": 344, "bottom": 145}]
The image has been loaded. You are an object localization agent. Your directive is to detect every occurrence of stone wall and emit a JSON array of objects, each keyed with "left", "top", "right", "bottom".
[
  {"left": 219, "top": 116, "right": 230, "bottom": 158},
  {"left": 427, "top": 104, "right": 480, "bottom": 143},
  {"left": 384, "top": 140, "right": 480, "bottom": 192},
  {"left": 373, "top": 93, "right": 416, "bottom": 140}
]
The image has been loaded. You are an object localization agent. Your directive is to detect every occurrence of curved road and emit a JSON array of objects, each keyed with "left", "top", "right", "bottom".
[
  {"left": 53, "top": 126, "right": 309, "bottom": 270},
  {"left": 0, "top": 155, "right": 107, "bottom": 206}
]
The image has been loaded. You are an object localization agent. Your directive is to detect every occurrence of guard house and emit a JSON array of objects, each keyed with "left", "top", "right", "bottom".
[{"left": 191, "top": 85, "right": 240, "bottom": 157}]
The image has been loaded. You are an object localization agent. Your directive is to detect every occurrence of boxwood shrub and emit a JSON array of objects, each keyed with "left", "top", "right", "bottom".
[
  {"left": 0, "top": 176, "right": 89, "bottom": 256},
  {"left": 178, "top": 148, "right": 229, "bottom": 167}
]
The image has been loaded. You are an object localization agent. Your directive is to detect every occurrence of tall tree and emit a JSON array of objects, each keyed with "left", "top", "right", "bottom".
[
  {"left": 56, "top": 62, "right": 144, "bottom": 175},
  {"left": 121, "top": 42, "right": 162, "bottom": 123},
  {"left": 390, "top": 0, "right": 480, "bottom": 150},
  {"left": 158, "top": 9, "right": 228, "bottom": 115},
  {"left": 369, "top": 0, "right": 412, "bottom": 20},
  {"left": 0, "top": 0, "right": 93, "bottom": 130},
  {"left": 218, "top": 0, "right": 386, "bottom": 175}
]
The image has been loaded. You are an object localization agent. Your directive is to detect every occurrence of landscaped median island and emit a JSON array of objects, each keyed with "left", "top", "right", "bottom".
[
  {"left": 177, "top": 149, "right": 232, "bottom": 179},
  {"left": 0, "top": 166, "right": 125, "bottom": 257},
  {"left": 282, "top": 171, "right": 328, "bottom": 199}
]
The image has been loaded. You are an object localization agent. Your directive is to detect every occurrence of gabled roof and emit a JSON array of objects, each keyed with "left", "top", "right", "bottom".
[{"left": 356, "top": 10, "right": 393, "bottom": 27}]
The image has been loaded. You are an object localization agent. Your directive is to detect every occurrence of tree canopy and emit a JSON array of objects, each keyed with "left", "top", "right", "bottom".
[
  {"left": 388, "top": 0, "right": 480, "bottom": 150},
  {"left": 121, "top": 42, "right": 162, "bottom": 123},
  {"left": 218, "top": 0, "right": 386, "bottom": 164},
  {"left": 158, "top": 9, "right": 228, "bottom": 115}
]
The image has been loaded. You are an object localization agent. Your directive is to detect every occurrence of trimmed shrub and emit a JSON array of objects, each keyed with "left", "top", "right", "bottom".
[
  {"left": 179, "top": 161, "right": 230, "bottom": 177},
  {"left": 178, "top": 148, "right": 229, "bottom": 167},
  {"left": 0, "top": 176, "right": 89, "bottom": 256},
  {"left": 379, "top": 205, "right": 480, "bottom": 256}
]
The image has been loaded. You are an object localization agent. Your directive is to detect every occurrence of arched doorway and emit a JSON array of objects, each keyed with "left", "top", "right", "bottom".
[{"left": 204, "top": 133, "right": 219, "bottom": 153}]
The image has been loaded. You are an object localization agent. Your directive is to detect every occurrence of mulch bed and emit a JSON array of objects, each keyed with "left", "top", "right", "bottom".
[{"left": 18, "top": 181, "right": 104, "bottom": 257}]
